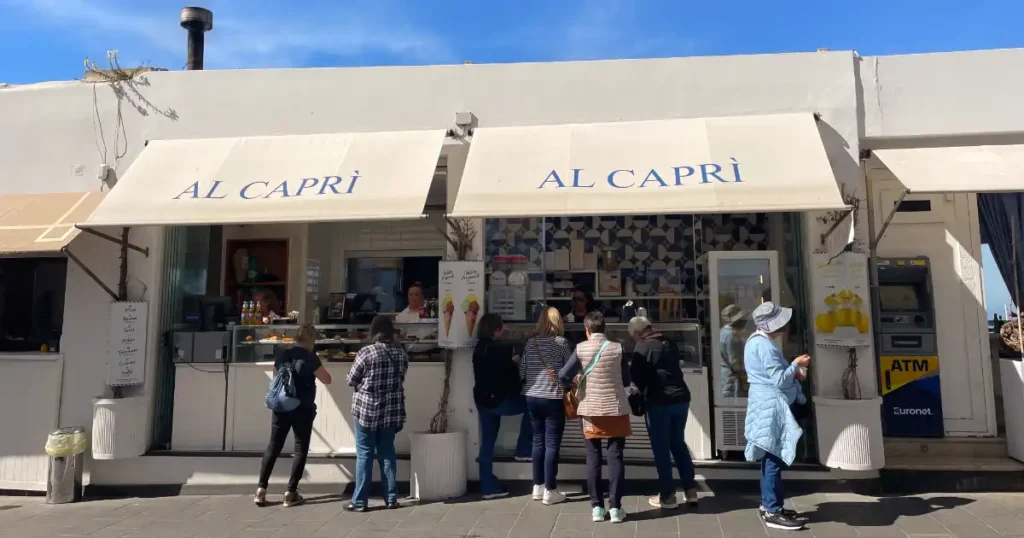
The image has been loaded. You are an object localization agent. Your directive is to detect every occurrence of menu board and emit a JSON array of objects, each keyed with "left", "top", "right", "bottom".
[
  {"left": 812, "top": 252, "right": 871, "bottom": 348},
  {"left": 438, "top": 261, "right": 485, "bottom": 349},
  {"left": 107, "top": 302, "right": 148, "bottom": 386}
]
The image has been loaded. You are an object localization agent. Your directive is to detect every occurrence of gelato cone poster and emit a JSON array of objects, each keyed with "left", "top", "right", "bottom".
[
  {"left": 812, "top": 252, "right": 871, "bottom": 348},
  {"left": 438, "top": 261, "right": 485, "bottom": 349}
]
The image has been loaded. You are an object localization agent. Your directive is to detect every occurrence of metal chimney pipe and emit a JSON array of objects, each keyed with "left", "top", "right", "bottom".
[{"left": 180, "top": 7, "right": 213, "bottom": 70}]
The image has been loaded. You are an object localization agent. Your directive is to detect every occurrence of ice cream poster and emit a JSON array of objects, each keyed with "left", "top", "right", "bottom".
[
  {"left": 812, "top": 252, "right": 871, "bottom": 348},
  {"left": 438, "top": 261, "right": 485, "bottom": 349}
]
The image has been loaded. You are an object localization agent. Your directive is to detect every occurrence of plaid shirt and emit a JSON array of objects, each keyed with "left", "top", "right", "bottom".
[{"left": 346, "top": 342, "right": 409, "bottom": 431}]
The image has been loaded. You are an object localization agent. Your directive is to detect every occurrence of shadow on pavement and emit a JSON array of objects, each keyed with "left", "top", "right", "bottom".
[{"left": 806, "top": 495, "right": 975, "bottom": 527}]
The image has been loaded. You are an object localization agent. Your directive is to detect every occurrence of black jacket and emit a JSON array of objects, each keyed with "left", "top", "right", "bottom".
[
  {"left": 472, "top": 337, "right": 523, "bottom": 408},
  {"left": 629, "top": 337, "right": 691, "bottom": 405}
]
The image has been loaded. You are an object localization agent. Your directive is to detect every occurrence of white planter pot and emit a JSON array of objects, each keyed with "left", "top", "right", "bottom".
[
  {"left": 409, "top": 431, "right": 467, "bottom": 501},
  {"left": 813, "top": 396, "right": 885, "bottom": 471},
  {"left": 91, "top": 397, "right": 148, "bottom": 460}
]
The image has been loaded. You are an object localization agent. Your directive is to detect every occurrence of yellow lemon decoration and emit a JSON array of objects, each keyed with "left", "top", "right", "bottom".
[
  {"left": 815, "top": 312, "right": 837, "bottom": 333},
  {"left": 856, "top": 312, "right": 870, "bottom": 334}
]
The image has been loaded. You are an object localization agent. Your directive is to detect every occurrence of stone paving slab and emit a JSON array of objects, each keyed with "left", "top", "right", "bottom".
[{"left": 1, "top": 491, "right": 1023, "bottom": 537}]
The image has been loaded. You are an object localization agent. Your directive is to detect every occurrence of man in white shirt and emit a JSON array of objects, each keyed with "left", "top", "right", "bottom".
[
  {"left": 395, "top": 283, "right": 426, "bottom": 323},
  {"left": 395, "top": 283, "right": 435, "bottom": 340}
]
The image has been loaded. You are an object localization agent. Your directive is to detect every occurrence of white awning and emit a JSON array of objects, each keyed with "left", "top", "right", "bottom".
[
  {"left": 450, "top": 113, "right": 846, "bottom": 218},
  {"left": 83, "top": 130, "right": 447, "bottom": 227},
  {"left": 874, "top": 145, "right": 1024, "bottom": 194},
  {"left": 0, "top": 192, "right": 105, "bottom": 256}
]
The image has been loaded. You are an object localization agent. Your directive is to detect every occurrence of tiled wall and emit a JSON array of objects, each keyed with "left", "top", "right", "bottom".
[{"left": 486, "top": 212, "right": 805, "bottom": 365}]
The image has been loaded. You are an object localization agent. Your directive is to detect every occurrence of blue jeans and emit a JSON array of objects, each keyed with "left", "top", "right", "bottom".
[
  {"left": 645, "top": 402, "right": 697, "bottom": 499},
  {"left": 352, "top": 421, "right": 398, "bottom": 506},
  {"left": 477, "top": 395, "right": 533, "bottom": 494},
  {"left": 760, "top": 452, "right": 786, "bottom": 513},
  {"left": 526, "top": 397, "right": 565, "bottom": 490}
]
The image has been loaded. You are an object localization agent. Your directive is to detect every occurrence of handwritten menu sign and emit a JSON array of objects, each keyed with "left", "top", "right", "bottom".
[
  {"left": 438, "top": 261, "right": 485, "bottom": 349},
  {"left": 107, "top": 302, "right": 148, "bottom": 386}
]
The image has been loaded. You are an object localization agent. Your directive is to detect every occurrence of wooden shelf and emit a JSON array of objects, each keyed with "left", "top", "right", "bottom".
[{"left": 234, "top": 281, "right": 287, "bottom": 287}]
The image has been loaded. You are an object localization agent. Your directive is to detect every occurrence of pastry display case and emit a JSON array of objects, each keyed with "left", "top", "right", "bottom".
[
  {"left": 231, "top": 321, "right": 441, "bottom": 363},
  {"left": 499, "top": 321, "right": 702, "bottom": 367}
]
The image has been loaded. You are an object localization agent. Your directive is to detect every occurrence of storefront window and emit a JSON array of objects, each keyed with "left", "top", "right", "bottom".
[
  {"left": 0, "top": 258, "right": 66, "bottom": 352},
  {"left": 347, "top": 256, "right": 441, "bottom": 313}
]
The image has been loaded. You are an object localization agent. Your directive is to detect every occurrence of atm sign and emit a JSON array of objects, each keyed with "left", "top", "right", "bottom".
[{"left": 880, "top": 355, "right": 939, "bottom": 396}]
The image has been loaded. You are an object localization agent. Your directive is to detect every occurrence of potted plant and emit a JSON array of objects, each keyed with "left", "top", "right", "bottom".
[{"left": 409, "top": 217, "right": 478, "bottom": 500}]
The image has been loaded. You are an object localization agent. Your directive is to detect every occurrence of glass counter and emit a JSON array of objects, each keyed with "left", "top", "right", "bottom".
[
  {"left": 500, "top": 321, "right": 702, "bottom": 367},
  {"left": 231, "top": 321, "right": 441, "bottom": 363}
]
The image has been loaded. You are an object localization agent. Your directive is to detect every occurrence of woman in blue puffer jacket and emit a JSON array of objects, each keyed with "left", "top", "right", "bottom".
[{"left": 743, "top": 302, "right": 811, "bottom": 532}]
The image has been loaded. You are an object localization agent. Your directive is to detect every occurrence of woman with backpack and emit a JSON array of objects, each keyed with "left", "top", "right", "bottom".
[
  {"left": 255, "top": 324, "right": 332, "bottom": 507},
  {"left": 473, "top": 313, "right": 533, "bottom": 499},
  {"left": 345, "top": 315, "right": 410, "bottom": 512}
]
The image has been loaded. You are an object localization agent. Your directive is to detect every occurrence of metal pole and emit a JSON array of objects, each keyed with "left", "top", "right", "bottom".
[
  {"left": 180, "top": 7, "right": 213, "bottom": 71},
  {"left": 864, "top": 163, "right": 884, "bottom": 397}
]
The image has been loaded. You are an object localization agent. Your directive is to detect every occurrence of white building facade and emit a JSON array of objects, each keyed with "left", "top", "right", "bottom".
[{"left": 0, "top": 48, "right": 1019, "bottom": 492}]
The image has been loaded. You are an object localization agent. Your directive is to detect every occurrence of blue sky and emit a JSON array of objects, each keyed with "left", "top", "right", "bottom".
[
  {"left": 3, "top": 0, "right": 1024, "bottom": 82},
  {"left": 1, "top": 0, "right": 1020, "bottom": 315}
]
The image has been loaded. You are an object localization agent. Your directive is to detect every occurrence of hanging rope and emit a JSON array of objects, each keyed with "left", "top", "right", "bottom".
[{"left": 841, "top": 347, "right": 861, "bottom": 400}]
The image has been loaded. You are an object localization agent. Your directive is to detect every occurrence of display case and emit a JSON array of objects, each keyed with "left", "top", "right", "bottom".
[
  {"left": 500, "top": 321, "right": 702, "bottom": 367},
  {"left": 231, "top": 321, "right": 441, "bottom": 363}
]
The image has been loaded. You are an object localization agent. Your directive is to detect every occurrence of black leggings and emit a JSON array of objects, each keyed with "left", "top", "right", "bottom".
[
  {"left": 257, "top": 407, "right": 316, "bottom": 491},
  {"left": 585, "top": 437, "right": 626, "bottom": 509}
]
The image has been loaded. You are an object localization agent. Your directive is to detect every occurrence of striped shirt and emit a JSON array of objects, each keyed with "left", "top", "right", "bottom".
[{"left": 520, "top": 336, "right": 573, "bottom": 400}]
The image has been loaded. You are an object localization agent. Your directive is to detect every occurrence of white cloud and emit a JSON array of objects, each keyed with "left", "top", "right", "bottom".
[{"left": 6, "top": 0, "right": 454, "bottom": 70}]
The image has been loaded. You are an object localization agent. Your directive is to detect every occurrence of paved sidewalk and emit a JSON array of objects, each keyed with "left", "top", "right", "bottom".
[{"left": 1, "top": 491, "right": 1024, "bottom": 537}]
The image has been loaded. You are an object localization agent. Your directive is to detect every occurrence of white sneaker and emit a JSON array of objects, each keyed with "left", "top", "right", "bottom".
[
  {"left": 609, "top": 508, "right": 627, "bottom": 523},
  {"left": 542, "top": 489, "right": 566, "bottom": 505},
  {"left": 532, "top": 484, "right": 544, "bottom": 501}
]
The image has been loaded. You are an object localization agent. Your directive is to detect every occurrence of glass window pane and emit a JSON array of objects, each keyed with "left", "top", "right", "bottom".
[{"left": 717, "top": 258, "right": 772, "bottom": 398}]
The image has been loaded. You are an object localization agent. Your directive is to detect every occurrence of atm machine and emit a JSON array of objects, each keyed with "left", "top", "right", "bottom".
[{"left": 876, "top": 256, "right": 944, "bottom": 437}]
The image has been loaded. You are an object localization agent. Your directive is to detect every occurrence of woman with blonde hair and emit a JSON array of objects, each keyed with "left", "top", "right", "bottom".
[
  {"left": 255, "top": 324, "right": 332, "bottom": 507},
  {"left": 520, "top": 306, "right": 573, "bottom": 505}
]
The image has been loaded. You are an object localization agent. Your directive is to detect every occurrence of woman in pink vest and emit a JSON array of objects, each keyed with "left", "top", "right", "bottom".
[{"left": 559, "top": 311, "right": 632, "bottom": 524}]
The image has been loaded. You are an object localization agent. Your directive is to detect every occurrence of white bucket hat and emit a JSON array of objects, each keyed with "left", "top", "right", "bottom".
[{"left": 751, "top": 301, "right": 792, "bottom": 334}]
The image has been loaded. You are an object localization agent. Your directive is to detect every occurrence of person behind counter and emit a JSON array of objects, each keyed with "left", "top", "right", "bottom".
[
  {"left": 251, "top": 288, "right": 283, "bottom": 323},
  {"left": 395, "top": 282, "right": 427, "bottom": 322},
  {"left": 743, "top": 302, "right": 811, "bottom": 532},
  {"left": 521, "top": 307, "right": 573, "bottom": 505},
  {"left": 559, "top": 311, "right": 632, "bottom": 524},
  {"left": 569, "top": 286, "right": 601, "bottom": 321},
  {"left": 473, "top": 313, "right": 533, "bottom": 499},
  {"left": 345, "top": 315, "right": 410, "bottom": 512},
  {"left": 627, "top": 316, "right": 697, "bottom": 510},
  {"left": 254, "top": 324, "right": 332, "bottom": 508}
]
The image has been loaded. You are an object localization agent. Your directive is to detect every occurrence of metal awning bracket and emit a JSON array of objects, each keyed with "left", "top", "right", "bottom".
[
  {"left": 62, "top": 247, "right": 118, "bottom": 301},
  {"left": 78, "top": 226, "right": 150, "bottom": 257},
  {"left": 871, "top": 188, "right": 910, "bottom": 248},
  {"left": 819, "top": 205, "right": 854, "bottom": 246}
]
